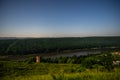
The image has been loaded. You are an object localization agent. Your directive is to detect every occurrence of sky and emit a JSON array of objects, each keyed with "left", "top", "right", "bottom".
[{"left": 0, "top": 0, "right": 120, "bottom": 37}]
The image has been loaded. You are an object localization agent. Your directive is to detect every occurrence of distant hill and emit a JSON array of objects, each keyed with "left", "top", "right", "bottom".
[
  {"left": 0, "top": 36, "right": 120, "bottom": 55},
  {"left": 0, "top": 37, "right": 17, "bottom": 40}
]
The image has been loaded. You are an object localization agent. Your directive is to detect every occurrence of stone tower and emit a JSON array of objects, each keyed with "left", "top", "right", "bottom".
[{"left": 36, "top": 56, "right": 40, "bottom": 63}]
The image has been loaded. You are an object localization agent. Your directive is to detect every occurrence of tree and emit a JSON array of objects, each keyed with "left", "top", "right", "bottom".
[
  {"left": 81, "top": 57, "right": 97, "bottom": 68},
  {"left": 99, "top": 53, "right": 114, "bottom": 71}
]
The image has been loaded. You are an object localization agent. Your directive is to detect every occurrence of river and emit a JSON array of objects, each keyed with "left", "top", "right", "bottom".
[{"left": 44, "top": 50, "right": 101, "bottom": 58}]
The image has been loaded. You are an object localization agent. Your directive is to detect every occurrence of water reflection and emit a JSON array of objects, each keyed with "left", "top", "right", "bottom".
[{"left": 45, "top": 50, "right": 101, "bottom": 58}]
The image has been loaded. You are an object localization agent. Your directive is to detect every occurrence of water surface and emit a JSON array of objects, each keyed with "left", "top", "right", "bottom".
[{"left": 45, "top": 50, "right": 101, "bottom": 58}]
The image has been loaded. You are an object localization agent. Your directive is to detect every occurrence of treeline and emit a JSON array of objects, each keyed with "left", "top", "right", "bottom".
[
  {"left": 26, "top": 52, "right": 120, "bottom": 71},
  {"left": 0, "top": 37, "right": 120, "bottom": 55}
]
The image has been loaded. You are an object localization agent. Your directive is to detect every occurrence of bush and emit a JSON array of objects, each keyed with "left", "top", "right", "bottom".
[
  {"left": 99, "top": 53, "right": 114, "bottom": 71},
  {"left": 51, "top": 73, "right": 64, "bottom": 80},
  {"left": 81, "top": 57, "right": 97, "bottom": 68},
  {"left": 76, "top": 66, "right": 86, "bottom": 72},
  {"left": 92, "top": 64, "right": 106, "bottom": 72}
]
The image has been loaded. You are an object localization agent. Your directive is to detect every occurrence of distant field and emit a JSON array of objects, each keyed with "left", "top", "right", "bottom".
[{"left": 0, "top": 37, "right": 120, "bottom": 55}]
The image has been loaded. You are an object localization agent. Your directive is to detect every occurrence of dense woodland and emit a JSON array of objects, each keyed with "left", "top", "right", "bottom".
[{"left": 0, "top": 37, "right": 120, "bottom": 55}]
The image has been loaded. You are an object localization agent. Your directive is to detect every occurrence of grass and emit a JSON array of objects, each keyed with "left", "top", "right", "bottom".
[
  {"left": 2, "top": 75, "right": 52, "bottom": 80},
  {"left": 1, "top": 62, "right": 120, "bottom": 80},
  {"left": 2, "top": 70, "right": 120, "bottom": 80},
  {"left": 1, "top": 53, "right": 120, "bottom": 80}
]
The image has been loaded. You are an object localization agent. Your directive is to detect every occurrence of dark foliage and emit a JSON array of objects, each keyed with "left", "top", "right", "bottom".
[{"left": 0, "top": 37, "right": 120, "bottom": 55}]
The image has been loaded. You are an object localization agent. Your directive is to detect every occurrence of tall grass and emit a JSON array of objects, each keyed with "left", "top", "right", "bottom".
[
  {"left": 50, "top": 70, "right": 120, "bottom": 80},
  {"left": 1, "top": 61, "right": 120, "bottom": 80},
  {"left": 3, "top": 70, "right": 120, "bottom": 80}
]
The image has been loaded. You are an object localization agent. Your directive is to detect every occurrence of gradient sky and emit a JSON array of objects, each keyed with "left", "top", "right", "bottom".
[{"left": 0, "top": 0, "right": 120, "bottom": 37}]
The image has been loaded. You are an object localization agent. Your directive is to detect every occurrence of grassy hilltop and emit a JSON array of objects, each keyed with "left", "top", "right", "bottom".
[{"left": 0, "top": 51, "right": 120, "bottom": 80}]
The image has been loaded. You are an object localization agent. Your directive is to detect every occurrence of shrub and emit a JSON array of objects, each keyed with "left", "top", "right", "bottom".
[
  {"left": 81, "top": 57, "right": 97, "bottom": 68},
  {"left": 76, "top": 66, "right": 86, "bottom": 72},
  {"left": 99, "top": 53, "right": 114, "bottom": 71}
]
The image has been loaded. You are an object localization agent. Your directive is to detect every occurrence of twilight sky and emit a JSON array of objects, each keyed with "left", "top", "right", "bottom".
[{"left": 0, "top": 0, "right": 120, "bottom": 37}]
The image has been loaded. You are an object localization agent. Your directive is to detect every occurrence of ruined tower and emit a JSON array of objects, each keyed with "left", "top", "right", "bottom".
[{"left": 36, "top": 56, "right": 40, "bottom": 63}]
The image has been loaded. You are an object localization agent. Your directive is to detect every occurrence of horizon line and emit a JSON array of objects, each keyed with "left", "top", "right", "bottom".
[{"left": 0, "top": 35, "right": 120, "bottom": 38}]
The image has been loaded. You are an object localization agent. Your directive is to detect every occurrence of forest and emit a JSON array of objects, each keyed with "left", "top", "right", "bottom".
[{"left": 0, "top": 37, "right": 120, "bottom": 55}]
